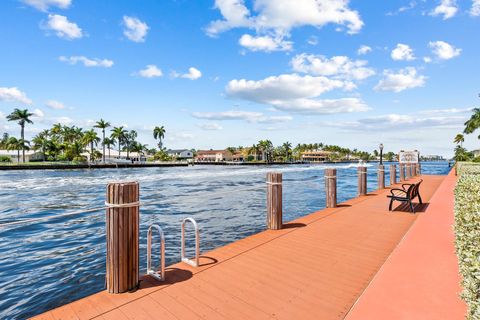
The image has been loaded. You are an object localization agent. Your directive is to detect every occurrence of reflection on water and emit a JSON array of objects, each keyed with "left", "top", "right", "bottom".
[{"left": 0, "top": 162, "right": 450, "bottom": 319}]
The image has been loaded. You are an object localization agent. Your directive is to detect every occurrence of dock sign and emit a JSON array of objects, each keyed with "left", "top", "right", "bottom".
[{"left": 399, "top": 150, "right": 419, "bottom": 163}]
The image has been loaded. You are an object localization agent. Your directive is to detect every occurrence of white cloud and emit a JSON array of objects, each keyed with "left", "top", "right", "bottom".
[
  {"left": 423, "top": 56, "right": 432, "bottom": 63},
  {"left": 290, "top": 54, "right": 375, "bottom": 80},
  {"left": 391, "top": 43, "right": 415, "bottom": 61},
  {"left": 32, "top": 108, "right": 44, "bottom": 118},
  {"left": 192, "top": 110, "right": 292, "bottom": 123},
  {"left": 430, "top": 0, "right": 458, "bottom": 19},
  {"left": 307, "top": 36, "right": 318, "bottom": 45},
  {"left": 206, "top": 0, "right": 363, "bottom": 51},
  {"left": 387, "top": 1, "right": 417, "bottom": 16},
  {"left": 45, "top": 100, "right": 65, "bottom": 110},
  {"left": 271, "top": 97, "right": 369, "bottom": 114},
  {"left": 357, "top": 45, "right": 372, "bottom": 55},
  {"left": 122, "top": 16, "right": 149, "bottom": 43},
  {"left": 428, "top": 40, "right": 461, "bottom": 60},
  {"left": 0, "top": 87, "right": 32, "bottom": 104},
  {"left": 198, "top": 123, "right": 224, "bottom": 130},
  {"left": 375, "top": 67, "right": 426, "bottom": 93},
  {"left": 59, "top": 56, "right": 114, "bottom": 68},
  {"left": 332, "top": 111, "right": 466, "bottom": 132},
  {"left": 227, "top": 74, "right": 349, "bottom": 104},
  {"left": 239, "top": 34, "right": 292, "bottom": 52},
  {"left": 44, "top": 14, "right": 83, "bottom": 40},
  {"left": 136, "top": 65, "right": 163, "bottom": 78},
  {"left": 173, "top": 67, "right": 202, "bottom": 80},
  {"left": 471, "top": 0, "right": 480, "bottom": 16},
  {"left": 22, "top": 0, "right": 71, "bottom": 11}
]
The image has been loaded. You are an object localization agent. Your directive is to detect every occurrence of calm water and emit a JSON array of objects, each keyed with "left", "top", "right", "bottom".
[{"left": 0, "top": 162, "right": 450, "bottom": 319}]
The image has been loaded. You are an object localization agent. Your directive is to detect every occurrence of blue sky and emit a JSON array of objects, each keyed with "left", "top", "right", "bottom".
[{"left": 0, "top": 0, "right": 479, "bottom": 156}]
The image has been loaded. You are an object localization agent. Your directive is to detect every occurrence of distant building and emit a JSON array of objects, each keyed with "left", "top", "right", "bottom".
[
  {"left": 195, "top": 150, "right": 232, "bottom": 162},
  {"left": 0, "top": 149, "right": 43, "bottom": 163},
  {"left": 301, "top": 151, "right": 332, "bottom": 162},
  {"left": 232, "top": 151, "right": 244, "bottom": 162},
  {"left": 421, "top": 154, "right": 446, "bottom": 161},
  {"left": 167, "top": 149, "right": 193, "bottom": 160},
  {"left": 98, "top": 149, "right": 146, "bottom": 163}
]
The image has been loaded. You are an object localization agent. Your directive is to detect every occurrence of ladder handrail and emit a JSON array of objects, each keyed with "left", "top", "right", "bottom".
[
  {"left": 147, "top": 224, "right": 165, "bottom": 281},
  {"left": 181, "top": 217, "right": 200, "bottom": 267}
]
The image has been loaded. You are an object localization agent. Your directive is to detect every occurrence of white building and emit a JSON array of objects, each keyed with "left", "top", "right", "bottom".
[
  {"left": 90, "top": 149, "right": 146, "bottom": 164},
  {"left": 167, "top": 149, "right": 193, "bottom": 160}
]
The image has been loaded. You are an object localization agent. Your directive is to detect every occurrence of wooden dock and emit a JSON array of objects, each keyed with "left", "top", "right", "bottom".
[{"left": 31, "top": 174, "right": 445, "bottom": 320}]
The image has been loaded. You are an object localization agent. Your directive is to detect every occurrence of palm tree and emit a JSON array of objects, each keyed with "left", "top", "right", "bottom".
[
  {"left": 464, "top": 108, "right": 480, "bottom": 134},
  {"left": 6, "top": 137, "right": 29, "bottom": 163},
  {"left": 454, "top": 133, "right": 465, "bottom": 146},
  {"left": 6, "top": 108, "right": 33, "bottom": 163},
  {"left": 282, "top": 141, "right": 292, "bottom": 161},
  {"left": 102, "top": 137, "right": 115, "bottom": 160},
  {"left": 94, "top": 119, "right": 111, "bottom": 163},
  {"left": 82, "top": 129, "right": 100, "bottom": 162},
  {"left": 125, "top": 130, "right": 137, "bottom": 159},
  {"left": 32, "top": 130, "right": 50, "bottom": 161},
  {"left": 111, "top": 126, "right": 127, "bottom": 157},
  {"left": 153, "top": 126, "right": 166, "bottom": 149}
]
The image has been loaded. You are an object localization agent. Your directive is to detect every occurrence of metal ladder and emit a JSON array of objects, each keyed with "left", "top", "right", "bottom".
[
  {"left": 146, "top": 224, "right": 165, "bottom": 281},
  {"left": 181, "top": 217, "right": 200, "bottom": 267}
]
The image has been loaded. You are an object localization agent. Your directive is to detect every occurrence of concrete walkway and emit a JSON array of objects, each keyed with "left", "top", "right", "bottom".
[
  {"left": 345, "top": 170, "right": 466, "bottom": 320},
  {"left": 31, "top": 175, "right": 445, "bottom": 320}
]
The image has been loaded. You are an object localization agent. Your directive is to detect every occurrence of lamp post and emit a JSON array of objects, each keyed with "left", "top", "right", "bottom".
[{"left": 379, "top": 143, "right": 384, "bottom": 165}]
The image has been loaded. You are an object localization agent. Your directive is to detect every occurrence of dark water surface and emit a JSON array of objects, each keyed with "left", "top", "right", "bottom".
[{"left": 0, "top": 162, "right": 450, "bottom": 319}]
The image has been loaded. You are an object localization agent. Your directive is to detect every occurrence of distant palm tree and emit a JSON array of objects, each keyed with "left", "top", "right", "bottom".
[
  {"left": 125, "top": 130, "right": 137, "bottom": 159},
  {"left": 7, "top": 137, "right": 29, "bottom": 163},
  {"left": 153, "top": 126, "right": 166, "bottom": 149},
  {"left": 454, "top": 133, "right": 465, "bottom": 146},
  {"left": 94, "top": 119, "right": 110, "bottom": 163},
  {"left": 111, "top": 126, "right": 127, "bottom": 157},
  {"left": 282, "top": 141, "right": 292, "bottom": 161},
  {"left": 32, "top": 130, "right": 50, "bottom": 161},
  {"left": 102, "top": 137, "right": 115, "bottom": 160},
  {"left": 6, "top": 108, "right": 33, "bottom": 163},
  {"left": 464, "top": 108, "right": 480, "bottom": 135},
  {"left": 82, "top": 129, "right": 100, "bottom": 162}
]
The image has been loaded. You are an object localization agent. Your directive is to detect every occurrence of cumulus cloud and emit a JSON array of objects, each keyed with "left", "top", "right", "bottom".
[
  {"left": 172, "top": 67, "right": 202, "bottom": 80},
  {"left": 192, "top": 110, "right": 292, "bottom": 123},
  {"left": 59, "top": 56, "right": 114, "bottom": 67},
  {"left": 135, "top": 65, "right": 163, "bottom": 78},
  {"left": 22, "top": 0, "right": 71, "bottom": 11},
  {"left": 471, "top": 0, "right": 480, "bottom": 16},
  {"left": 290, "top": 54, "right": 375, "bottom": 80},
  {"left": 239, "top": 34, "right": 292, "bottom": 52},
  {"left": 206, "top": 0, "right": 363, "bottom": 51},
  {"left": 391, "top": 43, "right": 415, "bottom": 61},
  {"left": 430, "top": 0, "right": 458, "bottom": 19},
  {"left": 428, "top": 40, "right": 461, "bottom": 60},
  {"left": 198, "top": 123, "right": 224, "bottom": 130},
  {"left": 374, "top": 67, "right": 426, "bottom": 93},
  {"left": 32, "top": 108, "right": 45, "bottom": 118},
  {"left": 357, "top": 45, "right": 372, "bottom": 55},
  {"left": 45, "top": 100, "right": 65, "bottom": 110},
  {"left": 123, "top": 16, "right": 149, "bottom": 42},
  {"left": 0, "top": 87, "right": 32, "bottom": 104},
  {"left": 44, "top": 14, "right": 83, "bottom": 40}
]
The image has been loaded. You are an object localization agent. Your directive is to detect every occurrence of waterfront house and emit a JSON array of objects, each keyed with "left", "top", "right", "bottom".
[
  {"left": 166, "top": 149, "right": 193, "bottom": 160},
  {"left": 0, "top": 149, "right": 43, "bottom": 163},
  {"left": 195, "top": 149, "right": 233, "bottom": 162},
  {"left": 99, "top": 149, "right": 146, "bottom": 164},
  {"left": 301, "top": 151, "right": 332, "bottom": 162}
]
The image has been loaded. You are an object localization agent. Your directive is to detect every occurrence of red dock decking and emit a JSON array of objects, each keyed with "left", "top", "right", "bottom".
[{"left": 31, "top": 174, "right": 447, "bottom": 320}]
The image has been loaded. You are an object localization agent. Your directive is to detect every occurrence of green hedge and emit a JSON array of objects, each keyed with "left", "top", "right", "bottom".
[{"left": 454, "top": 170, "right": 480, "bottom": 319}]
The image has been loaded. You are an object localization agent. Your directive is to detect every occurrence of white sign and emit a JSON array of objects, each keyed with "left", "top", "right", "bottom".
[{"left": 399, "top": 151, "right": 419, "bottom": 163}]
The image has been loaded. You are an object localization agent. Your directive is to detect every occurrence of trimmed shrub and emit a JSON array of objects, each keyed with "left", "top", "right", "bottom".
[
  {"left": 454, "top": 170, "right": 480, "bottom": 319},
  {"left": 0, "top": 155, "right": 11, "bottom": 162}
]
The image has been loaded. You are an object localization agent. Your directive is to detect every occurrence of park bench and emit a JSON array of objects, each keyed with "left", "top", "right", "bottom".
[{"left": 388, "top": 179, "right": 423, "bottom": 213}]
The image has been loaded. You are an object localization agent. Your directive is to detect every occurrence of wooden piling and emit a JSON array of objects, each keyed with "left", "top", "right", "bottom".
[
  {"left": 325, "top": 168, "right": 337, "bottom": 208},
  {"left": 399, "top": 163, "right": 405, "bottom": 182},
  {"left": 106, "top": 181, "right": 139, "bottom": 294},
  {"left": 267, "top": 172, "right": 282, "bottom": 230},
  {"left": 390, "top": 164, "right": 397, "bottom": 185},
  {"left": 377, "top": 165, "right": 385, "bottom": 189},
  {"left": 358, "top": 166, "right": 367, "bottom": 196},
  {"left": 406, "top": 164, "right": 411, "bottom": 179},
  {"left": 417, "top": 163, "right": 421, "bottom": 175}
]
